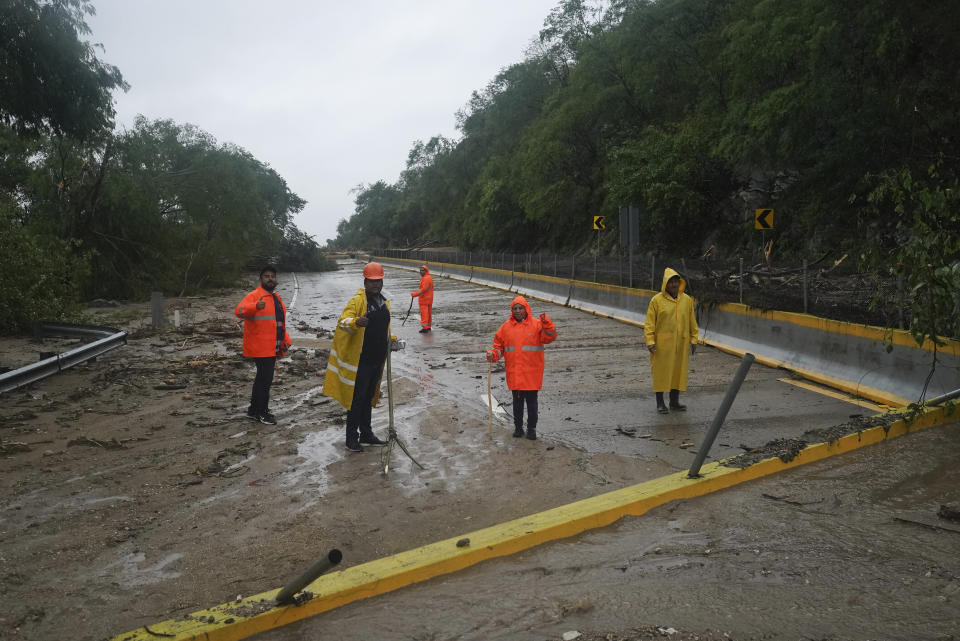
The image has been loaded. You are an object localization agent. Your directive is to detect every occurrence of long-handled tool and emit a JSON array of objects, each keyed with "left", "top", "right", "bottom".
[
  {"left": 401, "top": 296, "right": 414, "bottom": 326},
  {"left": 487, "top": 360, "right": 493, "bottom": 438},
  {"left": 381, "top": 341, "right": 425, "bottom": 475}
]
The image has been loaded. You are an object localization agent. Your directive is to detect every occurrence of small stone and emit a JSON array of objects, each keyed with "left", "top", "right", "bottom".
[
  {"left": 456, "top": 538, "right": 470, "bottom": 548},
  {"left": 562, "top": 632, "right": 581, "bottom": 641}
]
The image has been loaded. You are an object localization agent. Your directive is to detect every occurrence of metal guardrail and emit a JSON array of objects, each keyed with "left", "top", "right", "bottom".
[{"left": 0, "top": 322, "right": 127, "bottom": 394}]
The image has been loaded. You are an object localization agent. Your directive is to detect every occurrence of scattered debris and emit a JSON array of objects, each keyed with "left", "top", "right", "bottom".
[
  {"left": 0, "top": 439, "right": 31, "bottom": 454},
  {"left": 761, "top": 493, "right": 824, "bottom": 507},
  {"left": 722, "top": 438, "right": 808, "bottom": 468},
  {"left": 938, "top": 504, "right": 960, "bottom": 522},
  {"left": 894, "top": 514, "right": 960, "bottom": 535},
  {"left": 67, "top": 436, "right": 127, "bottom": 449}
]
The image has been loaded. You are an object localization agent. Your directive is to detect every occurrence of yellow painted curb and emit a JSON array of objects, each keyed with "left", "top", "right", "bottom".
[
  {"left": 110, "top": 405, "right": 956, "bottom": 641},
  {"left": 776, "top": 377, "right": 889, "bottom": 413}
]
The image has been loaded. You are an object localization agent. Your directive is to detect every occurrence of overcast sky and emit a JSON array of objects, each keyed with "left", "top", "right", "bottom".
[{"left": 85, "top": 0, "right": 560, "bottom": 245}]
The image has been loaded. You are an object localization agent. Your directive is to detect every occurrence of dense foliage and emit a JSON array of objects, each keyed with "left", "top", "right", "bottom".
[
  {"left": 0, "top": 0, "right": 328, "bottom": 333},
  {"left": 334, "top": 0, "right": 960, "bottom": 340}
]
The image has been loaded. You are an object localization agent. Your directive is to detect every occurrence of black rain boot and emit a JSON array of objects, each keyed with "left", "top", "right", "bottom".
[
  {"left": 656, "top": 392, "right": 669, "bottom": 414},
  {"left": 359, "top": 428, "right": 387, "bottom": 446},
  {"left": 513, "top": 423, "right": 524, "bottom": 438},
  {"left": 345, "top": 424, "right": 363, "bottom": 452},
  {"left": 669, "top": 389, "right": 687, "bottom": 411}
]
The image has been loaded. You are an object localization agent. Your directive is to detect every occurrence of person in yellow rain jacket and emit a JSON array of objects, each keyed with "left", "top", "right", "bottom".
[
  {"left": 322, "top": 262, "right": 396, "bottom": 452},
  {"left": 644, "top": 267, "right": 698, "bottom": 414}
]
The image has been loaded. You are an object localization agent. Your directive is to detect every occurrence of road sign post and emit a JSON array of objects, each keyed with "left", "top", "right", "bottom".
[{"left": 593, "top": 216, "right": 605, "bottom": 283}]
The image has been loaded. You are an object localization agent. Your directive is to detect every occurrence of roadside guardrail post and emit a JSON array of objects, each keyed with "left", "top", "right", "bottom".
[
  {"left": 275, "top": 549, "right": 343, "bottom": 604},
  {"left": 151, "top": 291, "right": 164, "bottom": 329},
  {"left": 739, "top": 257, "right": 744, "bottom": 303},
  {"left": 688, "top": 352, "right": 756, "bottom": 478},
  {"left": 803, "top": 259, "right": 808, "bottom": 313}
]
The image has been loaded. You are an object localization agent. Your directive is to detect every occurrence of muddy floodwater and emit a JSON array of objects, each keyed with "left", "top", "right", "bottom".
[{"left": 1, "top": 260, "right": 956, "bottom": 641}]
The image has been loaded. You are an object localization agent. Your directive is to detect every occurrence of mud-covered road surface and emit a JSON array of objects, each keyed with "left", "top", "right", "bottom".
[
  {"left": 257, "top": 425, "right": 960, "bottom": 641},
  {"left": 1, "top": 260, "right": 956, "bottom": 641}
]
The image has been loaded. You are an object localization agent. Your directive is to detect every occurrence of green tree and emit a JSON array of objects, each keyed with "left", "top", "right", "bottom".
[
  {"left": 860, "top": 162, "right": 960, "bottom": 348},
  {"left": 0, "top": 0, "right": 126, "bottom": 138},
  {"left": 0, "top": 210, "right": 89, "bottom": 332}
]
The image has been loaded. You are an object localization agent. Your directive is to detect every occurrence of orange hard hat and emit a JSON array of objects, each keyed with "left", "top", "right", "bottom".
[{"left": 362, "top": 262, "right": 385, "bottom": 279}]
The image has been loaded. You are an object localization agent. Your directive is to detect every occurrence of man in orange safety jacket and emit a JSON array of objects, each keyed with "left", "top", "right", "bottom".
[
  {"left": 410, "top": 265, "right": 434, "bottom": 333},
  {"left": 234, "top": 265, "right": 292, "bottom": 425},
  {"left": 485, "top": 295, "right": 557, "bottom": 440}
]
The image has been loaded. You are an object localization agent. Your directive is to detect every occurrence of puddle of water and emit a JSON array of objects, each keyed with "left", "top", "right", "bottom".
[
  {"left": 98, "top": 551, "right": 184, "bottom": 587},
  {"left": 82, "top": 495, "right": 133, "bottom": 506},
  {"left": 0, "top": 491, "right": 132, "bottom": 534}
]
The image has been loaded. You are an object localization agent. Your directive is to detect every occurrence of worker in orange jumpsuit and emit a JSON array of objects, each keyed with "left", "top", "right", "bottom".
[
  {"left": 234, "top": 265, "right": 292, "bottom": 425},
  {"left": 410, "top": 264, "right": 434, "bottom": 333},
  {"left": 485, "top": 296, "right": 557, "bottom": 440}
]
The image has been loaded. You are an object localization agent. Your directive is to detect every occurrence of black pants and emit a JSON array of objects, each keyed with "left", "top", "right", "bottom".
[
  {"left": 346, "top": 360, "right": 382, "bottom": 441},
  {"left": 249, "top": 357, "right": 276, "bottom": 414},
  {"left": 512, "top": 390, "right": 538, "bottom": 431}
]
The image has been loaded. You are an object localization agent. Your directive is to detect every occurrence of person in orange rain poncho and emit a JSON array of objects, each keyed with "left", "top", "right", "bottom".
[
  {"left": 410, "top": 265, "right": 434, "bottom": 333},
  {"left": 485, "top": 296, "right": 557, "bottom": 440},
  {"left": 644, "top": 267, "right": 698, "bottom": 414}
]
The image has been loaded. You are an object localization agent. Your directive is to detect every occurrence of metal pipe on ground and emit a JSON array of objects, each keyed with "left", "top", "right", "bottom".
[
  {"left": 275, "top": 549, "right": 343, "bottom": 604},
  {"left": 925, "top": 388, "right": 960, "bottom": 407},
  {"left": 688, "top": 352, "right": 756, "bottom": 478}
]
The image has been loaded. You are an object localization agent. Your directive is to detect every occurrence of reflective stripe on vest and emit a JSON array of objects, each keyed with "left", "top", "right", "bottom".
[
  {"left": 329, "top": 349, "right": 358, "bottom": 373},
  {"left": 327, "top": 349, "right": 358, "bottom": 386},
  {"left": 325, "top": 362, "right": 356, "bottom": 387},
  {"left": 521, "top": 345, "right": 544, "bottom": 351},
  {"left": 504, "top": 346, "right": 516, "bottom": 352},
  {"left": 252, "top": 315, "right": 276, "bottom": 321}
]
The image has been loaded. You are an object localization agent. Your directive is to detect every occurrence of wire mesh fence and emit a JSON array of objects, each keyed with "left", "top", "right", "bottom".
[{"left": 378, "top": 248, "right": 906, "bottom": 330}]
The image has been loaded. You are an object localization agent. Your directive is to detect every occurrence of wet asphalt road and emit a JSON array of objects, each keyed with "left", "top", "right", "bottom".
[{"left": 285, "top": 261, "right": 866, "bottom": 474}]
